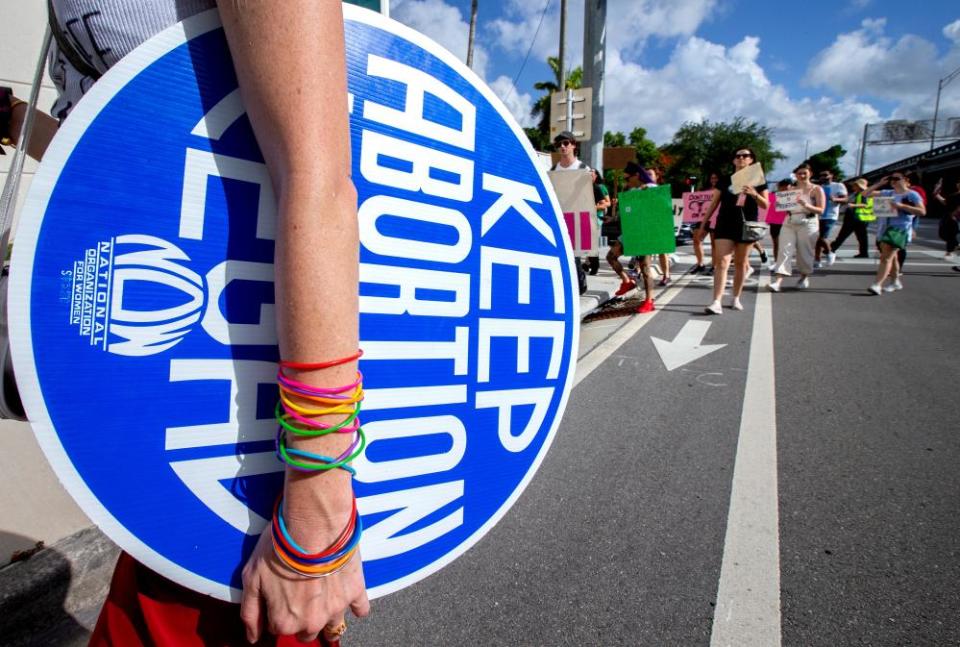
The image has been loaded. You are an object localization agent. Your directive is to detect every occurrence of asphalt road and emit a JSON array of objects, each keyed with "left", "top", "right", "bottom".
[{"left": 349, "top": 222, "right": 960, "bottom": 647}]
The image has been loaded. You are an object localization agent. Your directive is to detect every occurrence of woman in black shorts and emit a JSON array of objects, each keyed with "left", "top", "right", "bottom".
[{"left": 703, "top": 148, "right": 768, "bottom": 314}]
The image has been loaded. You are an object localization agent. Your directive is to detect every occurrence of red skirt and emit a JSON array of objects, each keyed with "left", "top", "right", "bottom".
[{"left": 89, "top": 552, "right": 325, "bottom": 647}]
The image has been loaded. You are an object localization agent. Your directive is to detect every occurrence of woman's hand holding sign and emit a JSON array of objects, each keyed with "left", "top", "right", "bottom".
[{"left": 219, "top": 2, "right": 369, "bottom": 643}]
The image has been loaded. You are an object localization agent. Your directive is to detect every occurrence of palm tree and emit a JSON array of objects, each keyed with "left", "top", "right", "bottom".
[{"left": 528, "top": 56, "right": 582, "bottom": 151}]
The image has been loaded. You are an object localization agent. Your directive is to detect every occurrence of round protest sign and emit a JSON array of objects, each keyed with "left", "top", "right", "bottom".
[{"left": 9, "top": 7, "right": 578, "bottom": 600}]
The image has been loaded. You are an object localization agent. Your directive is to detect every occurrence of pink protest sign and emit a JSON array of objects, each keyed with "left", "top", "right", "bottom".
[
  {"left": 562, "top": 211, "right": 596, "bottom": 253},
  {"left": 765, "top": 191, "right": 786, "bottom": 225},
  {"left": 681, "top": 190, "right": 718, "bottom": 226}
]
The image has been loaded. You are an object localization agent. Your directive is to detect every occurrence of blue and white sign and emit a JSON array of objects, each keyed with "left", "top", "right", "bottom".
[{"left": 9, "top": 7, "right": 577, "bottom": 601}]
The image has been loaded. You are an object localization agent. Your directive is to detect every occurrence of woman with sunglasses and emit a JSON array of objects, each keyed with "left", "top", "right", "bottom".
[
  {"left": 702, "top": 148, "right": 768, "bottom": 314},
  {"left": 864, "top": 173, "right": 925, "bottom": 294}
]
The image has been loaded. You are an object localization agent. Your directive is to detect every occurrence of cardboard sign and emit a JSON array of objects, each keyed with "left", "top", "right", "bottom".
[
  {"left": 9, "top": 8, "right": 578, "bottom": 602},
  {"left": 681, "top": 190, "right": 718, "bottom": 225},
  {"left": 731, "top": 163, "right": 765, "bottom": 193},
  {"left": 549, "top": 170, "right": 598, "bottom": 257},
  {"left": 872, "top": 196, "right": 897, "bottom": 218},
  {"left": 619, "top": 185, "right": 676, "bottom": 256},
  {"left": 773, "top": 190, "right": 802, "bottom": 213}
]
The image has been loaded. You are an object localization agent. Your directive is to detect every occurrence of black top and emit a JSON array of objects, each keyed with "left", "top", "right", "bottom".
[{"left": 714, "top": 184, "right": 768, "bottom": 242}]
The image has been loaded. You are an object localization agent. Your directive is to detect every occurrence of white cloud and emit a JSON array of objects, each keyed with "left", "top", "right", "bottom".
[
  {"left": 804, "top": 17, "right": 960, "bottom": 116},
  {"left": 487, "top": 0, "right": 716, "bottom": 80},
  {"left": 602, "top": 36, "right": 881, "bottom": 177},
  {"left": 945, "top": 19, "right": 960, "bottom": 44},
  {"left": 487, "top": 0, "right": 580, "bottom": 74},
  {"left": 606, "top": 0, "right": 718, "bottom": 58},
  {"left": 488, "top": 75, "right": 536, "bottom": 128},
  {"left": 391, "top": 0, "right": 491, "bottom": 78},
  {"left": 390, "top": 0, "right": 533, "bottom": 130}
]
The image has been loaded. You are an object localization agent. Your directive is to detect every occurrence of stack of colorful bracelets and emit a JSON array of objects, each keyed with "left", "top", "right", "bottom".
[{"left": 271, "top": 350, "right": 365, "bottom": 577}]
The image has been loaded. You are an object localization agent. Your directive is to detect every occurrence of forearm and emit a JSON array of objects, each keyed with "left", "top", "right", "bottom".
[
  {"left": 901, "top": 203, "right": 925, "bottom": 216},
  {"left": 219, "top": 1, "right": 358, "bottom": 546}
]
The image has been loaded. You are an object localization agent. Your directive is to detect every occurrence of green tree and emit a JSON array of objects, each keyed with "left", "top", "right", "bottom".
[
  {"left": 660, "top": 117, "right": 785, "bottom": 191},
  {"left": 807, "top": 145, "right": 847, "bottom": 180},
  {"left": 527, "top": 56, "right": 582, "bottom": 151},
  {"left": 628, "top": 127, "right": 660, "bottom": 167},
  {"left": 604, "top": 130, "right": 627, "bottom": 147}
]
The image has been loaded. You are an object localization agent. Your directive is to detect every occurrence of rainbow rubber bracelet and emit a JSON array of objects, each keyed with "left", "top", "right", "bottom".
[
  {"left": 273, "top": 496, "right": 357, "bottom": 559},
  {"left": 279, "top": 350, "right": 363, "bottom": 372},
  {"left": 275, "top": 427, "right": 365, "bottom": 473},
  {"left": 275, "top": 401, "right": 361, "bottom": 436}
]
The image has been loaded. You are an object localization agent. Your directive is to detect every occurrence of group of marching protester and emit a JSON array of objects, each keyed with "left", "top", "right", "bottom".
[{"left": 560, "top": 127, "right": 958, "bottom": 313}]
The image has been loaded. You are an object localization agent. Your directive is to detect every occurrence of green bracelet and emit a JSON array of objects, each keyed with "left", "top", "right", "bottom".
[{"left": 274, "top": 400, "right": 361, "bottom": 437}]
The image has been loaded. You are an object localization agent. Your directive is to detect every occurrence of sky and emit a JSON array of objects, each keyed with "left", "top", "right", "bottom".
[{"left": 389, "top": 0, "right": 960, "bottom": 178}]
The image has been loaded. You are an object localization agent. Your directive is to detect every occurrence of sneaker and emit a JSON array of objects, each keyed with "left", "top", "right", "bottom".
[
  {"left": 704, "top": 266, "right": 715, "bottom": 276},
  {"left": 745, "top": 265, "right": 755, "bottom": 279},
  {"left": 658, "top": 276, "right": 670, "bottom": 287},
  {"left": 853, "top": 253, "right": 870, "bottom": 259},
  {"left": 813, "top": 260, "right": 822, "bottom": 270},
  {"left": 759, "top": 250, "right": 768, "bottom": 263},
  {"left": 868, "top": 283, "right": 882, "bottom": 295},
  {"left": 615, "top": 279, "right": 636, "bottom": 296},
  {"left": 704, "top": 301, "right": 723, "bottom": 315},
  {"left": 890, "top": 279, "right": 903, "bottom": 291},
  {"left": 730, "top": 298, "right": 744, "bottom": 311},
  {"left": 945, "top": 252, "right": 955, "bottom": 260},
  {"left": 636, "top": 299, "right": 655, "bottom": 314},
  {"left": 827, "top": 252, "right": 837, "bottom": 265},
  {"left": 953, "top": 266, "right": 960, "bottom": 273},
  {"left": 691, "top": 264, "right": 705, "bottom": 274},
  {"left": 768, "top": 281, "right": 782, "bottom": 293},
  {"left": 882, "top": 283, "right": 896, "bottom": 293},
  {"left": 797, "top": 277, "right": 809, "bottom": 289}
]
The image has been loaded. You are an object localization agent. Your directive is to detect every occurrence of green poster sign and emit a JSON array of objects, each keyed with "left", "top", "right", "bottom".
[{"left": 619, "top": 185, "right": 676, "bottom": 256}]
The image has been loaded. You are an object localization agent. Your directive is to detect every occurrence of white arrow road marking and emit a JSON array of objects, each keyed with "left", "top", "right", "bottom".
[
  {"left": 575, "top": 273, "right": 695, "bottom": 386},
  {"left": 651, "top": 320, "right": 726, "bottom": 371}
]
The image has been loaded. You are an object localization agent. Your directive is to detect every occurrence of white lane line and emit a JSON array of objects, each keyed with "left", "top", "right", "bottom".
[
  {"left": 830, "top": 258, "right": 949, "bottom": 268},
  {"left": 574, "top": 273, "right": 695, "bottom": 387},
  {"left": 710, "top": 274, "right": 781, "bottom": 647}
]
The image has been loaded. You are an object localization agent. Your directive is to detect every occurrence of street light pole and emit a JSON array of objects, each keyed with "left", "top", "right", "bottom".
[
  {"left": 558, "top": 0, "right": 567, "bottom": 92},
  {"left": 466, "top": 0, "right": 478, "bottom": 68},
  {"left": 930, "top": 64, "right": 960, "bottom": 150}
]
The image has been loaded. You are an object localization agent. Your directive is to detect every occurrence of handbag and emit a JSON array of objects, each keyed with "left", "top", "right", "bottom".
[{"left": 741, "top": 214, "right": 769, "bottom": 242}]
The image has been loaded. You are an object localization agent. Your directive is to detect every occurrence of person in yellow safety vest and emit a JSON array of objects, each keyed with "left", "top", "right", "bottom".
[
  {"left": 830, "top": 177, "right": 872, "bottom": 258},
  {"left": 855, "top": 192, "right": 875, "bottom": 222}
]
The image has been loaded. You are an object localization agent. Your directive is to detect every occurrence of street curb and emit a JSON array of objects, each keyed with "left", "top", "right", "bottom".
[
  {"left": 579, "top": 287, "right": 614, "bottom": 319},
  {"left": 0, "top": 526, "right": 117, "bottom": 647},
  {"left": 579, "top": 266, "right": 693, "bottom": 320}
]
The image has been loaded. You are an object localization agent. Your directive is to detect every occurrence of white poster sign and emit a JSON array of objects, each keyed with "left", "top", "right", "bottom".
[{"left": 549, "top": 170, "right": 599, "bottom": 256}]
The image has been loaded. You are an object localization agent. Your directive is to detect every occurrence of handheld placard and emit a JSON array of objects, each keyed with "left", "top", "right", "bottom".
[{"left": 9, "top": 7, "right": 578, "bottom": 602}]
